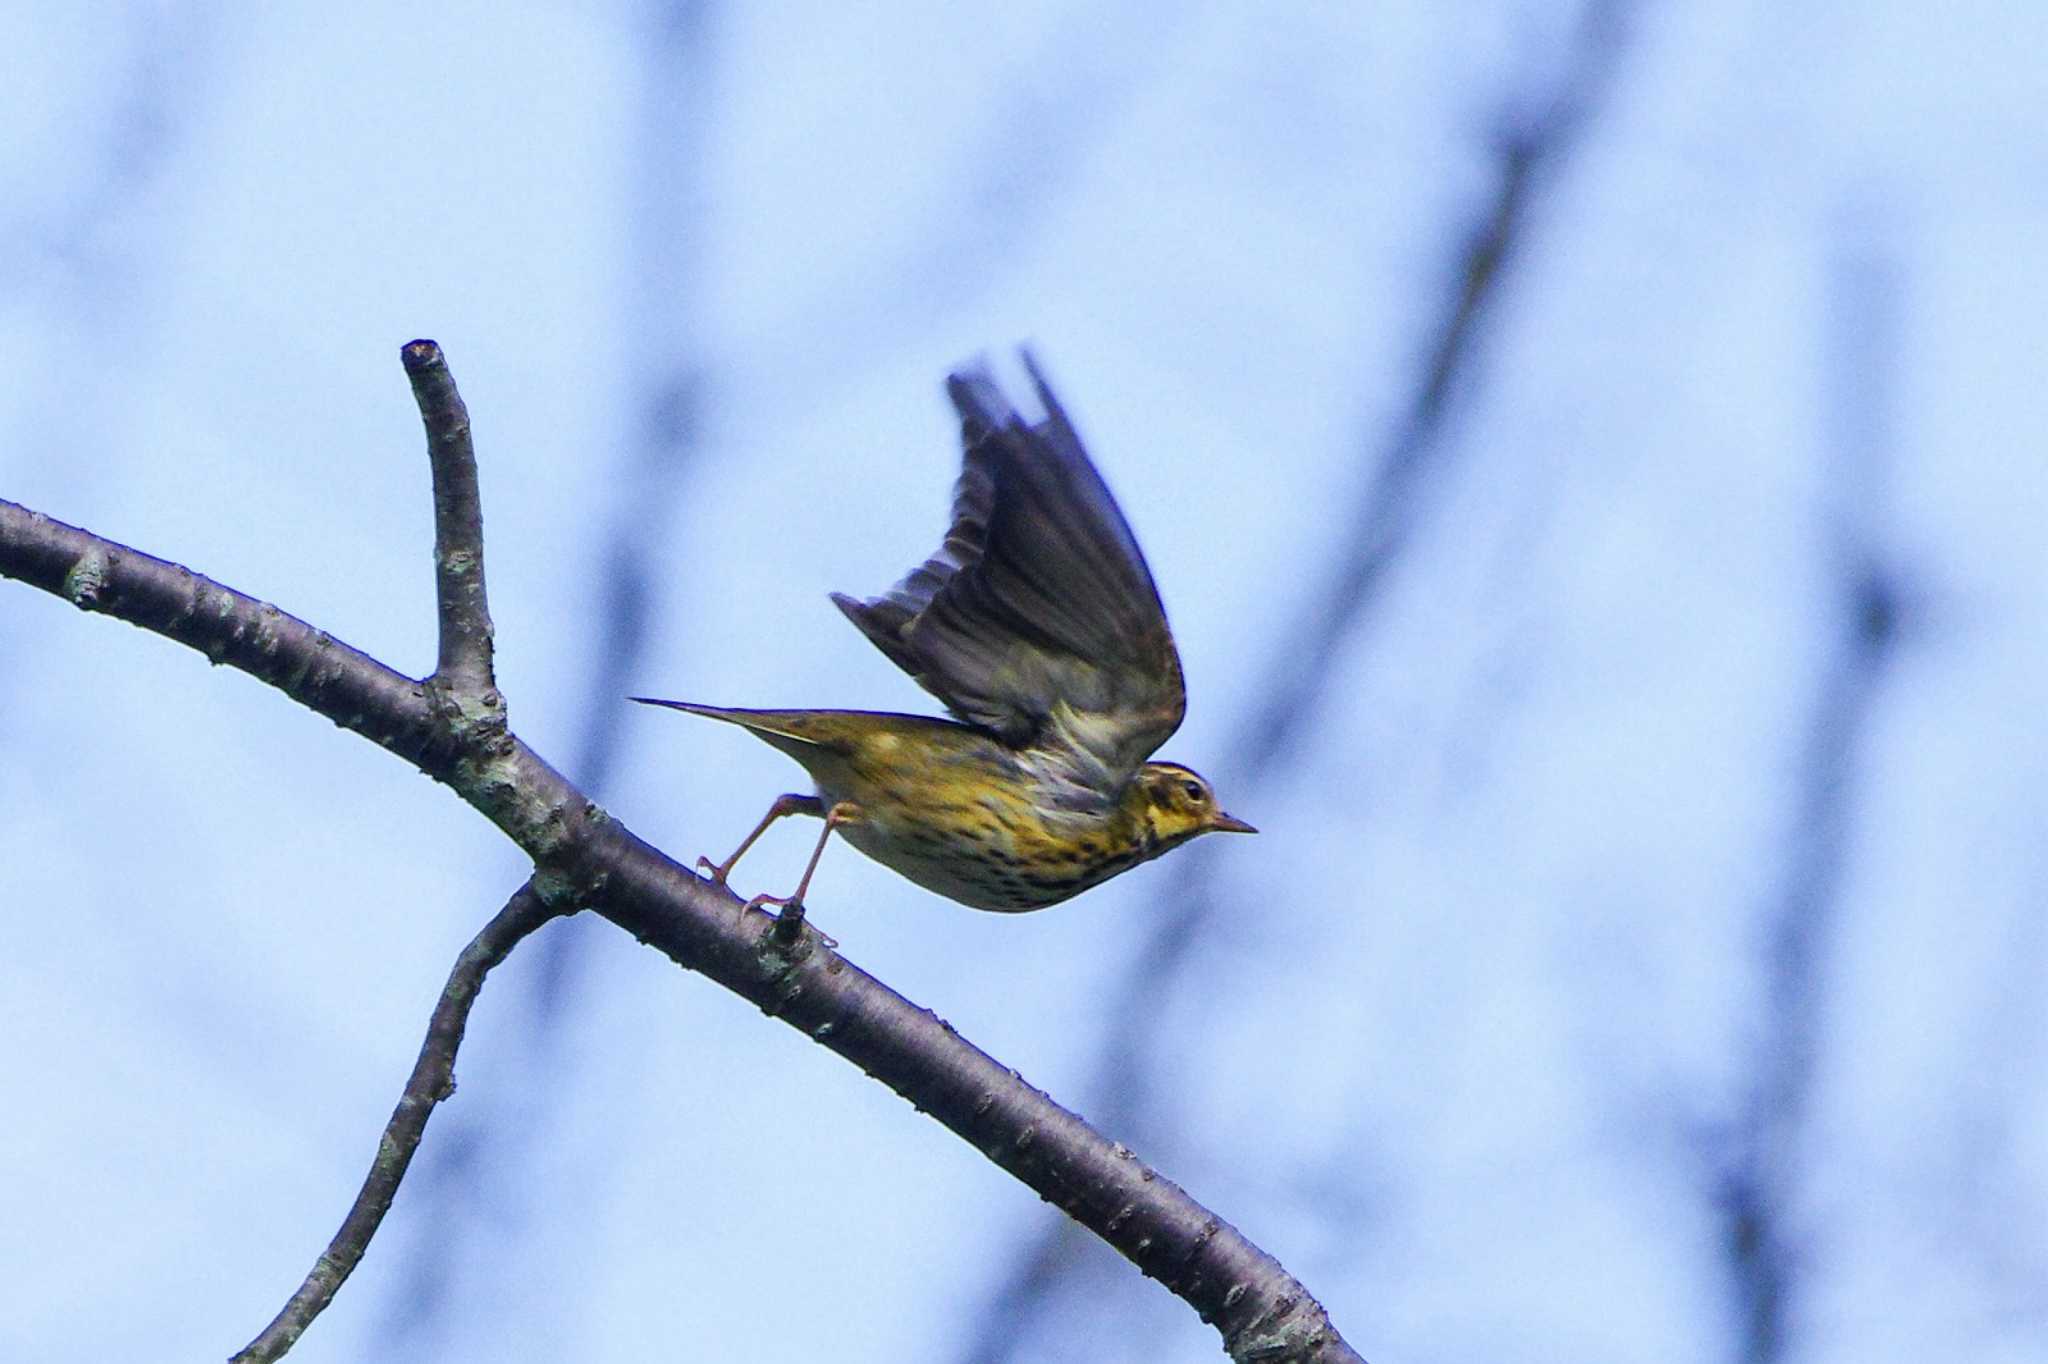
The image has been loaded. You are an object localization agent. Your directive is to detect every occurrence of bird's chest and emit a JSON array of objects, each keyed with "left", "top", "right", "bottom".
[{"left": 837, "top": 787, "right": 1152, "bottom": 913}]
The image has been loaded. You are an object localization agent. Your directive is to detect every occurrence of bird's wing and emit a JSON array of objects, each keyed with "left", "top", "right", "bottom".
[{"left": 832, "top": 351, "right": 1185, "bottom": 796}]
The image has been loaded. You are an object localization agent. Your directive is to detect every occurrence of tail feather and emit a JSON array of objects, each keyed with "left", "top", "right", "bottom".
[{"left": 631, "top": 698, "right": 828, "bottom": 746}]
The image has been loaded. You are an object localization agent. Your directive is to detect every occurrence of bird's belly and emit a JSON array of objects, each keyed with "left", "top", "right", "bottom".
[{"left": 833, "top": 796, "right": 1147, "bottom": 913}]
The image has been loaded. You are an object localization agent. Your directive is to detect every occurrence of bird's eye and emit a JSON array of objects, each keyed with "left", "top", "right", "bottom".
[{"left": 1182, "top": 779, "right": 1206, "bottom": 804}]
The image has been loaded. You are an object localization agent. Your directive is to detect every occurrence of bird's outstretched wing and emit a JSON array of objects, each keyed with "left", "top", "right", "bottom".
[{"left": 832, "top": 351, "right": 1186, "bottom": 794}]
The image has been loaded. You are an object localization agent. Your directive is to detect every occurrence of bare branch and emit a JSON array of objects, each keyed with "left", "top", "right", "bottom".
[
  {"left": 403, "top": 339, "right": 499, "bottom": 696},
  {"left": 0, "top": 346, "right": 1366, "bottom": 1363},
  {"left": 232, "top": 880, "right": 564, "bottom": 1364},
  {"left": 0, "top": 499, "right": 441, "bottom": 754}
]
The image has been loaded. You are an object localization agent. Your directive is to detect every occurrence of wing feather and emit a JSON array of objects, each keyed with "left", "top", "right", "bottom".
[{"left": 833, "top": 351, "right": 1185, "bottom": 792}]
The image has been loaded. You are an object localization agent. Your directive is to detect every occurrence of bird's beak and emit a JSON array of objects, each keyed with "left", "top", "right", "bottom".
[{"left": 1210, "top": 812, "right": 1258, "bottom": 835}]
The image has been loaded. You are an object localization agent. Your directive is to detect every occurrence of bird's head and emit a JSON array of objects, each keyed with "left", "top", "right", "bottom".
[{"left": 1130, "top": 762, "right": 1257, "bottom": 850}]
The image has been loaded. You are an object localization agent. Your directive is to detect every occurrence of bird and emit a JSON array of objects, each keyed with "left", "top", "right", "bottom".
[{"left": 634, "top": 351, "right": 1253, "bottom": 922}]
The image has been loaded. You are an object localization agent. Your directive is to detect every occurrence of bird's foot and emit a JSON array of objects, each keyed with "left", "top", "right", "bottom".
[
  {"left": 743, "top": 890, "right": 807, "bottom": 938},
  {"left": 741, "top": 892, "right": 834, "bottom": 948}
]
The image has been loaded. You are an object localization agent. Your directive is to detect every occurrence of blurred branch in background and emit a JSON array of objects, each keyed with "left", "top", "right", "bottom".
[
  {"left": 381, "top": 1, "right": 1199, "bottom": 1345},
  {"left": 1, "top": 6, "right": 217, "bottom": 505},
  {"left": 12, "top": 4, "right": 2044, "bottom": 1361},
  {"left": 5, "top": 7, "right": 210, "bottom": 305},
  {"left": 349, "top": 1, "right": 1386, "bottom": 1338},
  {"left": 962, "top": 2, "right": 1640, "bottom": 1357},
  {"left": 375, "top": 1, "right": 718, "bottom": 1351},
  {"left": 726, "top": 5, "right": 1193, "bottom": 392},
  {"left": 1713, "top": 205, "right": 1904, "bottom": 1364}
]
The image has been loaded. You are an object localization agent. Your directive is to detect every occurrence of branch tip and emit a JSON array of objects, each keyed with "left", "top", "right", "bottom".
[
  {"left": 403, "top": 343, "right": 497, "bottom": 693},
  {"left": 400, "top": 338, "right": 443, "bottom": 371}
]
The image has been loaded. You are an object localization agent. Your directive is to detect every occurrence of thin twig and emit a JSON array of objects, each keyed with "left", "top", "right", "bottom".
[
  {"left": 231, "top": 880, "right": 564, "bottom": 1363},
  {"left": 404, "top": 339, "right": 498, "bottom": 695}
]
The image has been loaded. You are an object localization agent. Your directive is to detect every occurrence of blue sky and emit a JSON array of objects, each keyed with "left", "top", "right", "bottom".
[{"left": 3, "top": 3, "right": 2044, "bottom": 1361}]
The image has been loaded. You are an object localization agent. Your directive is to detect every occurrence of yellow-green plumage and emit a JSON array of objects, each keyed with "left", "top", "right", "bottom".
[
  {"left": 635, "top": 352, "right": 1252, "bottom": 917},
  {"left": 651, "top": 702, "right": 1238, "bottom": 912}
]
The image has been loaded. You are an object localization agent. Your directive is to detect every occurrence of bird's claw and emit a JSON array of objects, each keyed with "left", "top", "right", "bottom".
[{"left": 739, "top": 892, "right": 832, "bottom": 947}]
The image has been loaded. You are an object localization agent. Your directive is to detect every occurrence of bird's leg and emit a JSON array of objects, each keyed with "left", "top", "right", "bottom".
[
  {"left": 699, "top": 793, "right": 823, "bottom": 886},
  {"left": 747, "top": 800, "right": 864, "bottom": 939}
]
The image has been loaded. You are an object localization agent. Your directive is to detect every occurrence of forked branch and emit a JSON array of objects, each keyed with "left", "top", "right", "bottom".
[{"left": 0, "top": 344, "right": 1364, "bottom": 1364}]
